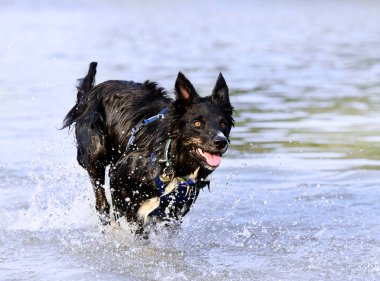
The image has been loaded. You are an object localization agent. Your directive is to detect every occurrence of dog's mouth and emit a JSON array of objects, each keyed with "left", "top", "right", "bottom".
[{"left": 193, "top": 147, "right": 222, "bottom": 170}]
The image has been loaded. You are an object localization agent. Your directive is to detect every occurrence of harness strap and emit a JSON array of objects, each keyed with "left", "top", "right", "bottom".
[
  {"left": 164, "top": 139, "right": 172, "bottom": 163},
  {"left": 149, "top": 138, "right": 172, "bottom": 167},
  {"left": 149, "top": 173, "right": 198, "bottom": 219},
  {"left": 153, "top": 174, "right": 196, "bottom": 197},
  {"left": 125, "top": 107, "right": 168, "bottom": 153}
]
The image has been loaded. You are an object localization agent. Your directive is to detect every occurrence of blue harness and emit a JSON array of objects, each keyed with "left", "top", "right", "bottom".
[
  {"left": 126, "top": 108, "right": 200, "bottom": 219},
  {"left": 125, "top": 107, "right": 169, "bottom": 152}
]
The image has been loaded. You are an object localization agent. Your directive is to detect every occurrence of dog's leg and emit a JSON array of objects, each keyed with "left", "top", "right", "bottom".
[
  {"left": 109, "top": 160, "right": 143, "bottom": 225},
  {"left": 76, "top": 127, "right": 111, "bottom": 225},
  {"left": 109, "top": 168, "right": 129, "bottom": 222},
  {"left": 87, "top": 163, "right": 110, "bottom": 225}
]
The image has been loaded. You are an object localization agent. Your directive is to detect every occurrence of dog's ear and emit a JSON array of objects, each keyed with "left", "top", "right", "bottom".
[
  {"left": 175, "top": 72, "right": 199, "bottom": 106},
  {"left": 212, "top": 73, "right": 232, "bottom": 109}
]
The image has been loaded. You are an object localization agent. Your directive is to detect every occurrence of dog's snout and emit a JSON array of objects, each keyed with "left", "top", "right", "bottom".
[{"left": 214, "top": 135, "right": 228, "bottom": 150}]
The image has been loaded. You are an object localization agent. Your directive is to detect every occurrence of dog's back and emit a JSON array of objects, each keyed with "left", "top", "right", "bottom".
[{"left": 63, "top": 64, "right": 171, "bottom": 165}]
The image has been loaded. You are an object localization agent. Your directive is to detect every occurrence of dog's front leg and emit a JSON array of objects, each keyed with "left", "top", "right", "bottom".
[{"left": 88, "top": 165, "right": 111, "bottom": 225}]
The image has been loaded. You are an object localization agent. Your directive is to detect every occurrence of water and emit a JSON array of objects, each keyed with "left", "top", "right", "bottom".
[{"left": 1, "top": 0, "right": 379, "bottom": 280}]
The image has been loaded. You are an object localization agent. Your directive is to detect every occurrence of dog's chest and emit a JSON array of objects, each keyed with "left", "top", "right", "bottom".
[{"left": 137, "top": 169, "right": 201, "bottom": 225}]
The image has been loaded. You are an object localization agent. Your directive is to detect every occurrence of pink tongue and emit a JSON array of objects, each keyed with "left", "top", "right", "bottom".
[{"left": 203, "top": 151, "right": 221, "bottom": 167}]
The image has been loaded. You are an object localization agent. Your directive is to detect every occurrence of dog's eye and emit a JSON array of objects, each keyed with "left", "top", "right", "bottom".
[
  {"left": 220, "top": 121, "right": 227, "bottom": 129},
  {"left": 193, "top": 121, "right": 202, "bottom": 127}
]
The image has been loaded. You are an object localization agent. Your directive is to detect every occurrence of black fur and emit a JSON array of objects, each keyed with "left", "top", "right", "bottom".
[{"left": 63, "top": 62, "right": 234, "bottom": 232}]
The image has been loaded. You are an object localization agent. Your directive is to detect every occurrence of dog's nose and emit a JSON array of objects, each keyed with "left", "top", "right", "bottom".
[{"left": 214, "top": 135, "right": 228, "bottom": 150}]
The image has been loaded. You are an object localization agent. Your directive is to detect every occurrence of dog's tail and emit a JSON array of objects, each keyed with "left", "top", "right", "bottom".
[{"left": 62, "top": 62, "right": 97, "bottom": 129}]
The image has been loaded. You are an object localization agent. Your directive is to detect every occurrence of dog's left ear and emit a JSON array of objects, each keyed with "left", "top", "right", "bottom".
[
  {"left": 175, "top": 72, "right": 199, "bottom": 106},
  {"left": 212, "top": 73, "right": 232, "bottom": 109}
]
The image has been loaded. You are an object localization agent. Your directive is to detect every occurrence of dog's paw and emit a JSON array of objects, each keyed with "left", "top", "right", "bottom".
[
  {"left": 135, "top": 220, "right": 152, "bottom": 239},
  {"left": 98, "top": 212, "right": 111, "bottom": 225}
]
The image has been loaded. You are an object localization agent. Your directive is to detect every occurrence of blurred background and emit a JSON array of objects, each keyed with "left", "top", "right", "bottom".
[{"left": 0, "top": 1, "right": 379, "bottom": 280}]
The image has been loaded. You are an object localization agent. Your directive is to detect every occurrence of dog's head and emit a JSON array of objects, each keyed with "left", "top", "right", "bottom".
[{"left": 170, "top": 72, "right": 234, "bottom": 171}]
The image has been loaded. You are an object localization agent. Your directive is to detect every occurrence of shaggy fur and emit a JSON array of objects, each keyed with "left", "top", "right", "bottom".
[{"left": 63, "top": 62, "right": 234, "bottom": 232}]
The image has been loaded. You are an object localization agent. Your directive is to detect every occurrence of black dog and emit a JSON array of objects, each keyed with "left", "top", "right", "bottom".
[{"left": 63, "top": 62, "right": 234, "bottom": 232}]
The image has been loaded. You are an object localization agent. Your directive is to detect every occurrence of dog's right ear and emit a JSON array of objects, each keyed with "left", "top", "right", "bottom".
[
  {"left": 175, "top": 72, "right": 199, "bottom": 106},
  {"left": 211, "top": 73, "right": 232, "bottom": 110}
]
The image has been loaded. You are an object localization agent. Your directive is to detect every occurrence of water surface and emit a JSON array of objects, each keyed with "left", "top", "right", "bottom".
[{"left": 0, "top": 1, "right": 379, "bottom": 280}]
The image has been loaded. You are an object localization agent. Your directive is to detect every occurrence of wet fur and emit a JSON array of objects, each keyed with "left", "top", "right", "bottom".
[{"left": 63, "top": 62, "right": 234, "bottom": 232}]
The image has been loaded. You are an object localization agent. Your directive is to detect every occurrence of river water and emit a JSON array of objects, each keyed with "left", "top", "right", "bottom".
[{"left": 0, "top": 1, "right": 379, "bottom": 280}]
